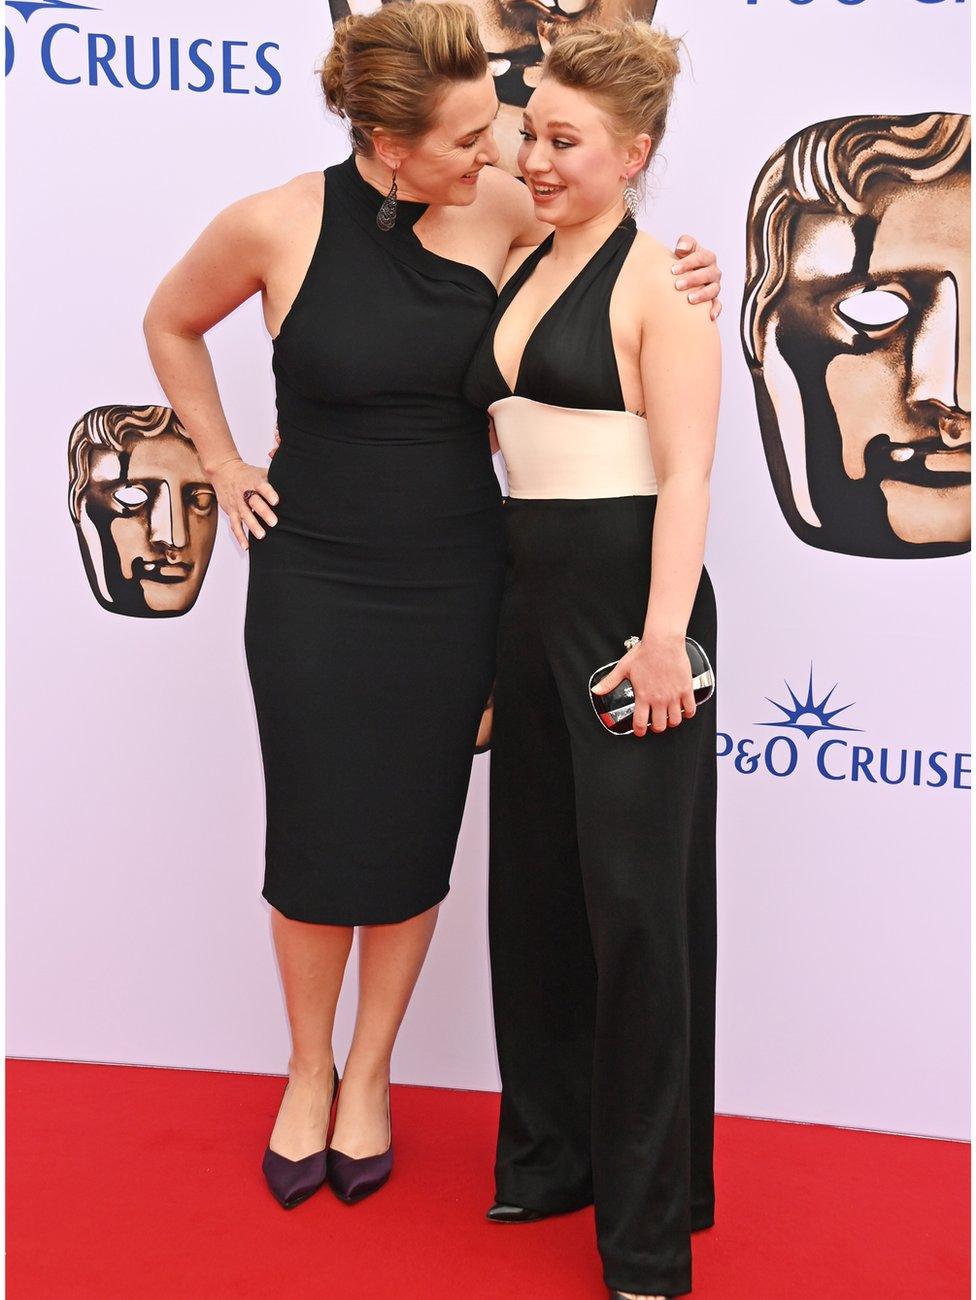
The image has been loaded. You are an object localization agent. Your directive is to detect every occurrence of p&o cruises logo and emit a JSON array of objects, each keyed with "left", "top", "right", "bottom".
[
  {"left": 5, "top": 1, "right": 282, "bottom": 93},
  {"left": 718, "top": 667, "right": 970, "bottom": 789}
]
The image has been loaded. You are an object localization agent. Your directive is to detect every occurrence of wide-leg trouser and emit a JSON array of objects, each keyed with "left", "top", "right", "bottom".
[{"left": 489, "top": 496, "right": 717, "bottom": 1297}]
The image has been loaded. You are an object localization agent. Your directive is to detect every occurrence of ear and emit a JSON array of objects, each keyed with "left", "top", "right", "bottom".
[
  {"left": 625, "top": 133, "right": 653, "bottom": 179},
  {"left": 372, "top": 129, "right": 411, "bottom": 173}
]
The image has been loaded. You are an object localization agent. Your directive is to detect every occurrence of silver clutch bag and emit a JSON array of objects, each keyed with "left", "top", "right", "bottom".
[{"left": 588, "top": 636, "right": 715, "bottom": 735}]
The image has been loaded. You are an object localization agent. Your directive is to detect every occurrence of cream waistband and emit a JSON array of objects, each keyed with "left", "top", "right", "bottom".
[{"left": 489, "top": 396, "right": 658, "bottom": 500}]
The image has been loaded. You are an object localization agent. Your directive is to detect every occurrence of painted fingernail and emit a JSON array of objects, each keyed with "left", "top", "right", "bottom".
[
  {"left": 688, "top": 293, "right": 699, "bottom": 303},
  {"left": 675, "top": 277, "right": 687, "bottom": 290},
  {"left": 671, "top": 264, "right": 680, "bottom": 274}
]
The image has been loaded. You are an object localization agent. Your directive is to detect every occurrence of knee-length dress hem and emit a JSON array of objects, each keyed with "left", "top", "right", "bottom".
[
  {"left": 245, "top": 154, "right": 504, "bottom": 927},
  {"left": 262, "top": 881, "right": 451, "bottom": 929}
]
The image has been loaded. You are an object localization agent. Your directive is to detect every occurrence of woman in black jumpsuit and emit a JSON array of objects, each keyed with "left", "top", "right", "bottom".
[{"left": 463, "top": 23, "right": 720, "bottom": 1299}]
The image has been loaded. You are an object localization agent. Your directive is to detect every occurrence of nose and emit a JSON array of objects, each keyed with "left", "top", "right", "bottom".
[
  {"left": 522, "top": 136, "right": 551, "bottom": 176},
  {"left": 908, "top": 274, "right": 970, "bottom": 418},
  {"left": 149, "top": 481, "right": 188, "bottom": 550}
]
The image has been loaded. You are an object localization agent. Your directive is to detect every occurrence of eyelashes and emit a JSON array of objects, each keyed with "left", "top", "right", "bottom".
[{"left": 518, "top": 130, "right": 574, "bottom": 149}]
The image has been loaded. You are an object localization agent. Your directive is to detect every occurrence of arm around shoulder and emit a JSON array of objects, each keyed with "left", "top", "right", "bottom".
[{"left": 479, "top": 163, "right": 552, "bottom": 250}]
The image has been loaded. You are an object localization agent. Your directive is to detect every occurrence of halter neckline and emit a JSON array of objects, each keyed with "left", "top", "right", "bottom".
[{"left": 342, "top": 154, "right": 429, "bottom": 230}]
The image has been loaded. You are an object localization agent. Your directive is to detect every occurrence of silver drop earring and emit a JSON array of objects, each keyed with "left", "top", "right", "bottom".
[
  {"left": 623, "top": 185, "right": 639, "bottom": 220},
  {"left": 376, "top": 167, "right": 399, "bottom": 231}
]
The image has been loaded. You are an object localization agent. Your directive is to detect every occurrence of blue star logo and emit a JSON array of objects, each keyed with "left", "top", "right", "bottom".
[
  {"left": 758, "top": 666, "right": 861, "bottom": 738},
  {"left": 5, "top": 0, "right": 98, "bottom": 19}
]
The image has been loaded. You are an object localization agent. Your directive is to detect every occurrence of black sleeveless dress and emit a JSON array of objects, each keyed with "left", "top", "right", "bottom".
[
  {"left": 464, "top": 218, "right": 718, "bottom": 1298},
  {"left": 244, "top": 154, "right": 504, "bottom": 925}
]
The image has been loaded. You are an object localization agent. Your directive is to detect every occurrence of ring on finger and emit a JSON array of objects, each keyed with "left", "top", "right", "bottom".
[{"left": 243, "top": 489, "right": 256, "bottom": 506}]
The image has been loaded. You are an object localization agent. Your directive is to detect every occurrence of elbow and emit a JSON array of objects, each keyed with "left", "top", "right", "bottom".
[
  {"left": 655, "top": 471, "right": 712, "bottom": 517},
  {"left": 142, "top": 298, "right": 199, "bottom": 352},
  {"left": 142, "top": 296, "right": 161, "bottom": 347},
  {"left": 657, "top": 466, "right": 712, "bottom": 496}
]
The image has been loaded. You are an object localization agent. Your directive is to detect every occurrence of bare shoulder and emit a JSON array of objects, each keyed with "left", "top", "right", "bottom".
[
  {"left": 223, "top": 171, "right": 324, "bottom": 243},
  {"left": 165, "top": 171, "right": 325, "bottom": 293},
  {"left": 472, "top": 164, "right": 533, "bottom": 229},
  {"left": 626, "top": 230, "right": 715, "bottom": 333},
  {"left": 625, "top": 231, "right": 678, "bottom": 299}
]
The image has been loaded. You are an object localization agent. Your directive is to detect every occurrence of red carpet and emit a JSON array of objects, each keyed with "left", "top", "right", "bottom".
[{"left": 6, "top": 1060, "right": 969, "bottom": 1298}]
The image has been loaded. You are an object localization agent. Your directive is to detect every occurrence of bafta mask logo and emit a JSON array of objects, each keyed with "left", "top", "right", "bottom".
[
  {"left": 327, "top": 0, "right": 658, "bottom": 174},
  {"left": 68, "top": 405, "right": 218, "bottom": 617},
  {"left": 742, "top": 113, "right": 971, "bottom": 560}
]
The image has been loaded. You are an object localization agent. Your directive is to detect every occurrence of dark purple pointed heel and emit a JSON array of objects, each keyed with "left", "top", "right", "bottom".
[
  {"left": 262, "top": 1145, "right": 329, "bottom": 1210},
  {"left": 262, "top": 1064, "right": 339, "bottom": 1209},
  {"left": 326, "top": 1097, "right": 393, "bottom": 1204},
  {"left": 326, "top": 1142, "right": 394, "bottom": 1204}
]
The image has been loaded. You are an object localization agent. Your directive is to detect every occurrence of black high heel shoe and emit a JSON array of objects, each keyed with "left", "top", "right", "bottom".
[
  {"left": 486, "top": 1202, "right": 549, "bottom": 1224},
  {"left": 262, "top": 1064, "right": 339, "bottom": 1209}
]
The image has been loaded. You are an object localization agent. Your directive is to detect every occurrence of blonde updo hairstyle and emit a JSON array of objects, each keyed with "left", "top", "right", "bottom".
[
  {"left": 321, "top": 1, "right": 488, "bottom": 155},
  {"left": 541, "top": 21, "right": 682, "bottom": 181}
]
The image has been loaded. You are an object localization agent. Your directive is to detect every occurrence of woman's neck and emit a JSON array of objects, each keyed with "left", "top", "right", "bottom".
[
  {"left": 354, "top": 154, "right": 430, "bottom": 206},
  {"left": 548, "top": 197, "right": 628, "bottom": 265}
]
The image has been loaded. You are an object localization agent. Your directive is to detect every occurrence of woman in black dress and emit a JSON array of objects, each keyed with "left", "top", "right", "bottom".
[
  {"left": 143, "top": 1, "right": 722, "bottom": 1211},
  {"left": 464, "top": 23, "right": 719, "bottom": 1299}
]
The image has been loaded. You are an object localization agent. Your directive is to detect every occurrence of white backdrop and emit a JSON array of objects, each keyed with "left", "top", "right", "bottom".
[{"left": 6, "top": 0, "right": 970, "bottom": 1140}]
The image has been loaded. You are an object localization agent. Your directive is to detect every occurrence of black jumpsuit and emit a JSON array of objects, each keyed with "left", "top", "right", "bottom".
[
  {"left": 245, "top": 155, "right": 505, "bottom": 926},
  {"left": 463, "top": 218, "right": 718, "bottom": 1297}
]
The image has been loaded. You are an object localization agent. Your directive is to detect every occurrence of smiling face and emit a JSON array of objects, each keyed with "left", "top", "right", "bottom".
[
  {"left": 517, "top": 78, "right": 646, "bottom": 224},
  {"left": 459, "top": 0, "right": 658, "bottom": 171},
  {"left": 74, "top": 428, "right": 218, "bottom": 617},
  {"left": 390, "top": 70, "right": 501, "bottom": 204},
  {"left": 329, "top": 0, "right": 658, "bottom": 174}
]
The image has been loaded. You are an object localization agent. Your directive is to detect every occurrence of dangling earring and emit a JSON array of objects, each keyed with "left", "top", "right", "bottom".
[
  {"left": 623, "top": 184, "right": 639, "bottom": 220},
  {"left": 376, "top": 166, "right": 399, "bottom": 231}
]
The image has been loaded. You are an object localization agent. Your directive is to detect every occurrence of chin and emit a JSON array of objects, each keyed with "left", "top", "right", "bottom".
[{"left": 532, "top": 199, "right": 568, "bottom": 225}]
